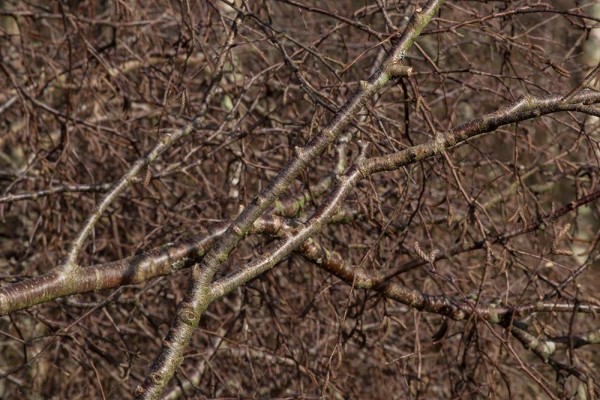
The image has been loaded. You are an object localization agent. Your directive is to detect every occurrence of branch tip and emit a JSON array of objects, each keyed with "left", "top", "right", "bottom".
[
  {"left": 357, "top": 140, "right": 371, "bottom": 159},
  {"left": 387, "top": 63, "right": 413, "bottom": 78}
]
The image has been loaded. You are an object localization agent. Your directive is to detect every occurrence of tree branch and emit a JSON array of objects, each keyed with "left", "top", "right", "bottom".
[
  {"left": 135, "top": 2, "right": 445, "bottom": 398},
  {"left": 57, "top": 14, "right": 243, "bottom": 274}
]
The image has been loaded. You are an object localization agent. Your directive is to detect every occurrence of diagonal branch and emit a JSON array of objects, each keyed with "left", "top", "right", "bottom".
[
  {"left": 135, "top": 2, "right": 445, "bottom": 398},
  {"left": 2, "top": 94, "right": 597, "bottom": 324},
  {"left": 57, "top": 14, "right": 244, "bottom": 274},
  {"left": 2, "top": 183, "right": 597, "bottom": 319},
  {"left": 210, "top": 90, "right": 600, "bottom": 308}
]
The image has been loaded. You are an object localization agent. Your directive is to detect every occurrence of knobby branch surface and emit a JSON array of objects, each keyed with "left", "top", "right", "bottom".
[
  {"left": 2, "top": 200, "right": 600, "bottom": 390},
  {"left": 1, "top": 185, "right": 598, "bottom": 318},
  {"left": 208, "top": 91, "right": 600, "bottom": 298},
  {"left": 0, "top": 215, "right": 314, "bottom": 315},
  {"left": 194, "top": 93, "right": 600, "bottom": 398},
  {"left": 136, "top": 1, "right": 445, "bottom": 398}
]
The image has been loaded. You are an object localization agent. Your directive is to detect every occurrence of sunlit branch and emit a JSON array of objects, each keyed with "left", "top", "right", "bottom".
[{"left": 136, "top": 2, "right": 444, "bottom": 398}]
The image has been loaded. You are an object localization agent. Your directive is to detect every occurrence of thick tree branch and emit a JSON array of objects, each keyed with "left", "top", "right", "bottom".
[{"left": 135, "top": 2, "right": 445, "bottom": 398}]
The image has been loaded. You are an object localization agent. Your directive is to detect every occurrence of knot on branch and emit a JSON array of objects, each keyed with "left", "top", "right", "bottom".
[
  {"left": 134, "top": 385, "right": 146, "bottom": 397},
  {"left": 179, "top": 307, "right": 197, "bottom": 326},
  {"left": 232, "top": 224, "right": 245, "bottom": 237},
  {"left": 294, "top": 145, "right": 305, "bottom": 158},
  {"left": 334, "top": 174, "right": 348, "bottom": 185},
  {"left": 253, "top": 195, "right": 266, "bottom": 207}
]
